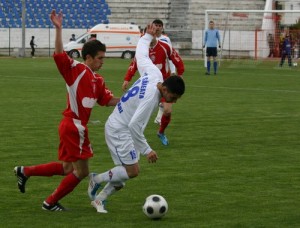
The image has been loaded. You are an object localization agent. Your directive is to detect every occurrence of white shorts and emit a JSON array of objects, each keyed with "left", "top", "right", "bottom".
[{"left": 105, "top": 121, "right": 139, "bottom": 165}]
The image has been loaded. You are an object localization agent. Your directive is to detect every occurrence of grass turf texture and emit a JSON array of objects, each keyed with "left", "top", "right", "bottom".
[{"left": 0, "top": 57, "right": 300, "bottom": 227}]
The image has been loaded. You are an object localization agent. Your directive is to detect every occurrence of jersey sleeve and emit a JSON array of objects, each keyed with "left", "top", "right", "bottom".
[
  {"left": 128, "top": 89, "right": 158, "bottom": 155},
  {"left": 136, "top": 33, "right": 162, "bottom": 79},
  {"left": 169, "top": 61, "right": 176, "bottom": 74},
  {"left": 53, "top": 52, "right": 83, "bottom": 86},
  {"left": 124, "top": 57, "right": 138, "bottom": 82},
  {"left": 217, "top": 30, "right": 221, "bottom": 44},
  {"left": 96, "top": 77, "right": 114, "bottom": 106},
  {"left": 169, "top": 48, "right": 185, "bottom": 76}
]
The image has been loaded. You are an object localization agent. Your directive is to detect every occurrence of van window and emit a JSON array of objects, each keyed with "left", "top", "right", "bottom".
[
  {"left": 75, "top": 33, "right": 88, "bottom": 44},
  {"left": 101, "top": 33, "right": 132, "bottom": 46}
]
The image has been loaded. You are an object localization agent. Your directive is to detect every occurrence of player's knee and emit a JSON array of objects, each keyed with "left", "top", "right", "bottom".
[
  {"left": 130, "top": 172, "right": 139, "bottom": 178},
  {"left": 163, "top": 104, "right": 172, "bottom": 116},
  {"left": 126, "top": 165, "right": 140, "bottom": 178},
  {"left": 129, "top": 169, "right": 139, "bottom": 178},
  {"left": 63, "top": 163, "right": 74, "bottom": 175},
  {"left": 74, "top": 168, "right": 89, "bottom": 180},
  {"left": 163, "top": 110, "right": 172, "bottom": 117}
]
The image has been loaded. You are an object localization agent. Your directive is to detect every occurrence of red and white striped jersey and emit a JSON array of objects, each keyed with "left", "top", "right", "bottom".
[
  {"left": 53, "top": 52, "right": 113, "bottom": 124},
  {"left": 124, "top": 39, "right": 184, "bottom": 82}
]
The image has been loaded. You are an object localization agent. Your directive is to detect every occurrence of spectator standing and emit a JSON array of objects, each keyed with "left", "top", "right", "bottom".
[{"left": 30, "top": 36, "right": 37, "bottom": 58}]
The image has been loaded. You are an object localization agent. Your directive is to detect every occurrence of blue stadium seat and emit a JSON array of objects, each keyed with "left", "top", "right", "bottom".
[{"left": 1, "top": 0, "right": 111, "bottom": 28}]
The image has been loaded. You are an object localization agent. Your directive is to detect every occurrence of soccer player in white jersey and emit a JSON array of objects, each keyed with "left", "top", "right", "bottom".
[
  {"left": 87, "top": 24, "right": 185, "bottom": 213},
  {"left": 14, "top": 10, "right": 119, "bottom": 211},
  {"left": 122, "top": 33, "right": 185, "bottom": 146}
]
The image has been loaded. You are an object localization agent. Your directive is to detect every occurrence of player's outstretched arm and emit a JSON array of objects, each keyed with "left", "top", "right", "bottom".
[
  {"left": 50, "top": 9, "right": 63, "bottom": 54},
  {"left": 106, "top": 97, "right": 120, "bottom": 106},
  {"left": 135, "top": 23, "right": 158, "bottom": 73}
]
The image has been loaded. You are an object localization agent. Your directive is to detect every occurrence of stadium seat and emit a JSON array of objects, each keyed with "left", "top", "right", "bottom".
[{"left": 0, "top": 0, "right": 111, "bottom": 28}]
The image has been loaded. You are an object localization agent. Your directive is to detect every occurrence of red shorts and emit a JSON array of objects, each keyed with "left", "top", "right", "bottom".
[{"left": 58, "top": 118, "right": 93, "bottom": 162}]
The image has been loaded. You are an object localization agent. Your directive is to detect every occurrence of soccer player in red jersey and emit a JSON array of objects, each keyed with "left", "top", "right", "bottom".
[
  {"left": 122, "top": 30, "right": 184, "bottom": 146},
  {"left": 14, "top": 10, "right": 119, "bottom": 211}
]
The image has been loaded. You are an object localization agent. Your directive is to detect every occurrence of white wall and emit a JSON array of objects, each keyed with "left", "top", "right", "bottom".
[
  {"left": 0, "top": 28, "right": 87, "bottom": 48},
  {"left": 0, "top": 27, "right": 274, "bottom": 58},
  {"left": 283, "top": 1, "right": 300, "bottom": 24}
]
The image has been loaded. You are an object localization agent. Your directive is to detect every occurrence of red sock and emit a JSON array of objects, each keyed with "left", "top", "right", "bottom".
[
  {"left": 23, "top": 162, "right": 64, "bottom": 177},
  {"left": 45, "top": 173, "right": 81, "bottom": 205},
  {"left": 159, "top": 114, "right": 171, "bottom": 134}
]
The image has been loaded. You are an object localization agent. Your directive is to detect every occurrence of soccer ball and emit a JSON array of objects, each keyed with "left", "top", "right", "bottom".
[
  {"left": 142, "top": 194, "right": 168, "bottom": 219},
  {"left": 293, "top": 62, "right": 298, "bottom": 67}
]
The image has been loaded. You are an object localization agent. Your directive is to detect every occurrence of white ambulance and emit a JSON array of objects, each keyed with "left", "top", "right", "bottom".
[{"left": 64, "top": 24, "right": 141, "bottom": 59}]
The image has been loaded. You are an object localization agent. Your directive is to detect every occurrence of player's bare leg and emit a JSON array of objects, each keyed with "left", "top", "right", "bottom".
[
  {"left": 154, "top": 102, "right": 164, "bottom": 124},
  {"left": 157, "top": 102, "right": 172, "bottom": 146}
]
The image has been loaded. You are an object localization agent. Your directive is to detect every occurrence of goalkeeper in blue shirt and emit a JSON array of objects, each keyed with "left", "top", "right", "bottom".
[{"left": 203, "top": 21, "right": 221, "bottom": 75}]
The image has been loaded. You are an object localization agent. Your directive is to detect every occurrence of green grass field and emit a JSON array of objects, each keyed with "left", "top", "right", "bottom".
[{"left": 0, "top": 57, "right": 300, "bottom": 227}]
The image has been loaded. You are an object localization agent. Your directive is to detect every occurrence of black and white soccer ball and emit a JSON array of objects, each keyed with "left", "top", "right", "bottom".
[{"left": 142, "top": 194, "right": 168, "bottom": 219}]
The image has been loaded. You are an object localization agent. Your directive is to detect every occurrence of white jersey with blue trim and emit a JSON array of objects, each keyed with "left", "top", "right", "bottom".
[
  {"left": 157, "top": 35, "right": 172, "bottom": 45},
  {"left": 107, "top": 33, "right": 163, "bottom": 155}
]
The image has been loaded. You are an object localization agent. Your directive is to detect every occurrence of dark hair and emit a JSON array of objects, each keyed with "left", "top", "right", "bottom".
[
  {"left": 162, "top": 76, "right": 185, "bottom": 96},
  {"left": 153, "top": 19, "right": 163, "bottom": 26},
  {"left": 209, "top": 21, "right": 214, "bottom": 24},
  {"left": 81, "top": 40, "right": 106, "bottom": 60}
]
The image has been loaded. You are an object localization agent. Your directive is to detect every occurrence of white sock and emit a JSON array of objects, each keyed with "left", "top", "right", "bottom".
[
  {"left": 96, "top": 182, "right": 125, "bottom": 201},
  {"left": 94, "top": 166, "right": 129, "bottom": 184}
]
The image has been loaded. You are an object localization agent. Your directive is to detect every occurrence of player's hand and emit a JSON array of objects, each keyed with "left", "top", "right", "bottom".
[
  {"left": 146, "top": 23, "right": 156, "bottom": 37},
  {"left": 147, "top": 151, "right": 158, "bottom": 163},
  {"left": 50, "top": 9, "right": 63, "bottom": 29},
  {"left": 122, "top": 81, "right": 129, "bottom": 91}
]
